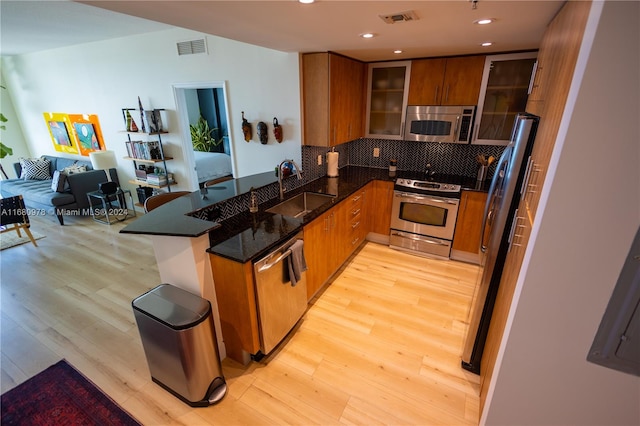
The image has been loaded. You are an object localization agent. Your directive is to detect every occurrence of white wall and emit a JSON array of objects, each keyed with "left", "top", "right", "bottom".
[
  {"left": 484, "top": 1, "right": 640, "bottom": 424},
  {"left": 0, "top": 27, "right": 302, "bottom": 193}
]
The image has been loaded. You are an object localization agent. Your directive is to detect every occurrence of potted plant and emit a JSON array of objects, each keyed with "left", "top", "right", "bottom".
[{"left": 190, "top": 116, "right": 222, "bottom": 152}]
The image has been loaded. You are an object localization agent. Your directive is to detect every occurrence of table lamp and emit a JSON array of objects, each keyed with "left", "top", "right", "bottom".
[{"left": 90, "top": 150, "right": 118, "bottom": 194}]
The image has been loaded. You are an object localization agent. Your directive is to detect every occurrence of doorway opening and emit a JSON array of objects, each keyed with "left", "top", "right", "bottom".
[{"left": 173, "top": 82, "right": 235, "bottom": 190}]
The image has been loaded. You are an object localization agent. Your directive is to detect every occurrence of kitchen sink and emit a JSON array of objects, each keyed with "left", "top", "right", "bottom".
[{"left": 266, "top": 192, "right": 336, "bottom": 218}]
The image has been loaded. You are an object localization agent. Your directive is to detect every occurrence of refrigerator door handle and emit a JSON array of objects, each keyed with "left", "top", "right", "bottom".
[{"left": 480, "top": 145, "right": 512, "bottom": 252}]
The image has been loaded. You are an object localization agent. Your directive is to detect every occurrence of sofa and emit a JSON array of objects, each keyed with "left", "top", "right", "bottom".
[{"left": 0, "top": 155, "right": 118, "bottom": 225}]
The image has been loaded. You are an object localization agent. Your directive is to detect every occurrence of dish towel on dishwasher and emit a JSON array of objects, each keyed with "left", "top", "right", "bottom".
[{"left": 287, "top": 239, "right": 307, "bottom": 287}]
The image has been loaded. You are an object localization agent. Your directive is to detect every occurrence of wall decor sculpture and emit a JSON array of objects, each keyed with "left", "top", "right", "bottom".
[
  {"left": 241, "top": 111, "right": 252, "bottom": 142},
  {"left": 257, "top": 121, "right": 268, "bottom": 144},
  {"left": 273, "top": 117, "right": 283, "bottom": 143}
]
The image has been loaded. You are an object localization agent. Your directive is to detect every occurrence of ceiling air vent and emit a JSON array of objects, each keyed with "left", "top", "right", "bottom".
[
  {"left": 379, "top": 10, "right": 419, "bottom": 24},
  {"left": 177, "top": 38, "right": 207, "bottom": 56}
]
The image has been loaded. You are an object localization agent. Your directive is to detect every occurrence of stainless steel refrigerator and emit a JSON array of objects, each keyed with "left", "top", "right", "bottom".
[{"left": 461, "top": 113, "right": 539, "bottom": 374}]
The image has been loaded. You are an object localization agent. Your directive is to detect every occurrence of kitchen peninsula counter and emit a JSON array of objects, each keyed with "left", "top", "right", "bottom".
[
  {"left": 120, "top": 165, "right": 488, "bottom": 262},
  {"left": 120, "top": 171, "right": 279, "bottom": 237}
]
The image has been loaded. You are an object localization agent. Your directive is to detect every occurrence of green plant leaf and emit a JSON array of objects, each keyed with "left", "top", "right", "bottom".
[
  {"left": 190, "top": 116, "right": 222, "bottom": 152},
  {"left": 0, "top": 142, "right": 13, "bottom": 159}
]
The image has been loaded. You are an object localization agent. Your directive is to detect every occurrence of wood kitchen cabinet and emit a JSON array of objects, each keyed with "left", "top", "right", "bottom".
[
  {"left": 305, "top": 184, "right": 371, "bottom": 300},
  {"left": 369, "top": 180, "right": 394, "bottom": 235},
  {"left": 451, "top": 190, "right": 488, "bottom": 264},
  {"left": 473, "top": 52, "right": 538, "bottom": 145},
  {"left": 209, "top": 253, "right": 260, "bottom": 364},
  {"left": 479, "top": 0, "right": 590, "bottom": 413},
  {"left": 408, "top": 56, "right": 485, "bottom": 106},
  {"left": 305, "top": 208, "right": 339, "bottom": 300},
  {"left": 365, "top": 61, "right": 411, "bottom": 139},
  {"left": 302, "top": 52, "right": 366, "bottom": 146},
  {"left": 343, "top": 186, "right": 368, "bottom": 259}
]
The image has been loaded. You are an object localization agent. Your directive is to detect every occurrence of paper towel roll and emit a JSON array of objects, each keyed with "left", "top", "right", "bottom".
[{"left": 327, "top": 151, "right": 339, "bottom": 177}]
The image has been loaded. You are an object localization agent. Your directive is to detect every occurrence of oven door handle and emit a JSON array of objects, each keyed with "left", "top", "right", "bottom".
[
  {"left": 395, "top": 192, "right": 458, "bottom": 205},
  {"left": 391, "top": 232, "right": 450, "bottom": 246}
]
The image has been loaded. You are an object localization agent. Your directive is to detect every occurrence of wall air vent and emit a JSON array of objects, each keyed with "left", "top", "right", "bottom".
[
  {"left": 379, "top": 10, "right": 419, "bottom": 24},
  {"left": 177, "top": 38, "right": 207, "bottom": 56}
]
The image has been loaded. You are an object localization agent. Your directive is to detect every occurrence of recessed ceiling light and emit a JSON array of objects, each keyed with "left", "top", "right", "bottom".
[
  {"left": 474, "top": 18, "right": 494, "bottom": 25},
  {"left": 393, "top": 50, "right": 403, "bottom": 54},
  {"left": 299, "top": 0, "right": 315, "bottom": 3},
  {"left": 481, "top": 42, "right": 493, "bottom": 47},
  {"left": 360, "top": 33, "right": 376, "bottom": 39}
]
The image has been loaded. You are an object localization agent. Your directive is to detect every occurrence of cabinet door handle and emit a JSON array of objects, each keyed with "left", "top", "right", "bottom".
[
  {"left": 351, "top": 208, "right": 361, "bottom": 216},
  {"left": 352, "top": 221, "right": 360, "bottom": 229},
  {"left": 528, "top": 60, "right": 539, "bottom": 95},
  {"left": 352, "top": 195, "right": 362, "bottom": 202},
  {"left": 444, "top": 85, "right": 450, "bottom": 103},
  {"left": 434, "top": 85, "right": 439, "bottom": 104},
  {"left": 351, "top": 237, "right": 360, "bottom": 246},
  {"left": 520, "top": 156, "right": 534, "bottom": 196}
]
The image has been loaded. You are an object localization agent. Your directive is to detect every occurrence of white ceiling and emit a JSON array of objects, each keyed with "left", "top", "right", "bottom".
[{"left": 1, "top": 0, "right": 565, "bottom": 62}]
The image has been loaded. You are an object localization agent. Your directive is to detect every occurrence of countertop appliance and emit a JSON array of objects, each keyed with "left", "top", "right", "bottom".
[
  {"left": 461, "top": 113, "right": 539, "bottom": 373},
  {"left": 404, "top": 105, "right": 476, "bottom": 143},
  {"left": 390, "top": 178, "right": 461, "bottom": 259},
  {"left": 253, "top": 231, "right": 307, "bottom": 355}
]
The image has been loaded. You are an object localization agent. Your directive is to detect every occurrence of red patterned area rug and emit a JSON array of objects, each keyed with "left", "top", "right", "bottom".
[{"left": 1, "top": 360, "right": 141, "bottom": 425}]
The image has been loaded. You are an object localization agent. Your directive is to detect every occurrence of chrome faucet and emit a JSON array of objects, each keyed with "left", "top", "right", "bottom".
[{"left": 278, "top": 159, "right": 303, "bottom": 200}]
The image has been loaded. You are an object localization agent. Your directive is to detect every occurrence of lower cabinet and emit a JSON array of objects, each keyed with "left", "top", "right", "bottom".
[
  {"left": 305, "top": 208, "right": 339, "bottom": 300},
  {"left": 369, "top": 180, "right": 393, "bottom": 235},
  {"left": 305, "top": 183, "right": 371, "bottom": 300},
  {"left": 343, "top": 186, "right": 368, "bottom": 260},
  {"left": 208, "top": 254, "right": 260, "bottom": 364},
  {"left": 451, "top": 190, "right": 488, "bottom": 264}
]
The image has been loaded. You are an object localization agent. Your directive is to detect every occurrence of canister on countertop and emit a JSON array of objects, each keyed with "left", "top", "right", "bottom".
[{"left": 389, "top": 159, "right": 397, "bottom": 177}]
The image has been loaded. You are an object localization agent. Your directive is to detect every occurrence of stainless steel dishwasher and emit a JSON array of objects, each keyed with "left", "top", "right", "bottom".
[{"left": 253, "top": 231, "right": 308, "bottom": 355}]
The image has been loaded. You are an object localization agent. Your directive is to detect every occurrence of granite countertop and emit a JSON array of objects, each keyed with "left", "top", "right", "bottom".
[
  {"left": 121, "top": 165, "right": 490, "bottom": 264},
  {"left": 207, "top": 166, "right": 394, "bottom": 263},
  {"left": 119, "top": 171, "right": 279, "bottom": 237}
]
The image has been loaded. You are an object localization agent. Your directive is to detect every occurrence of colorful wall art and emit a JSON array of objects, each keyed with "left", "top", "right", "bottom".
[
  {"left": 44, "top": 113, "right": 78, "bottom": 154},
  {"left": 68, "top": 114, "right": 104, "bottom": 156},
  {"left": 43, "top": 113, "right": 105, "bottom": 156}
]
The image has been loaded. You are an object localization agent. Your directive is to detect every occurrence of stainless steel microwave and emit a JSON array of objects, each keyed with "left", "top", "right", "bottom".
[{"left": 404, "top": 105, "right": 476, "bottom": 144}]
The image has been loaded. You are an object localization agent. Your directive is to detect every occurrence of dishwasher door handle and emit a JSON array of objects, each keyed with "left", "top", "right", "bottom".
[{"left": 258, "top": 249, "right": 292, "bottom": 272}]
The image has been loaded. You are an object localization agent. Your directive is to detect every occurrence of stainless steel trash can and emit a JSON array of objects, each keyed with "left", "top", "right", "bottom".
[{"left": 132, "top": 284, "right": 227, "bottom": 406}]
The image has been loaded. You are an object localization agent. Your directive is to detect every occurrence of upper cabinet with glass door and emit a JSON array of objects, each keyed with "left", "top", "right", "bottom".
[
  {"left": 472, "top": 52, "right": 538, "bottom": 145},
  {"left": 365, "top": 61, "right": 411, "bottom": 140}
]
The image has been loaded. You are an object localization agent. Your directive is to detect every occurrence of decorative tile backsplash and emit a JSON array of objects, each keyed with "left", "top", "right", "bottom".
[
  {"left": 302, "top": 138, "right": 505, "bottom": 180},
  {"left": 198, "top": 138, "right": 505, "bottom": 223}
]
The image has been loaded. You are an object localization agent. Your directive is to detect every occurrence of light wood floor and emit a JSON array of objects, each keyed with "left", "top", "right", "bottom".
[{"left": 0, "top": 213, "right": 481, "bottom": 425}]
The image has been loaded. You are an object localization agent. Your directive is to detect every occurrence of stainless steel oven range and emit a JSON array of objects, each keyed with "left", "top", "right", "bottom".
[{"left": 390, "top": 178, "right": 461, "bottom": 259}]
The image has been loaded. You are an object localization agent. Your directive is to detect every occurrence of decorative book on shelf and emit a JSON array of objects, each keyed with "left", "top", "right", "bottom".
[
  {"left": 123, "top": 108, "right": 165, "bottom": 133},
  {"left": 125, "top": 140, "right": 165, "bottom": 160}
]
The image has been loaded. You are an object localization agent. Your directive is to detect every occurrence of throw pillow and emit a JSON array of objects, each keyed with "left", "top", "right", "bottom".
[
  {"left": 51, "top": 170, "right": 69, "bottom": 192},
  {"left": 20, "top": 157, "right": 51, "bottom": 180},
  {"left": 62, "top": 164, "right": 87, "bottom": 175}
]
